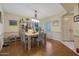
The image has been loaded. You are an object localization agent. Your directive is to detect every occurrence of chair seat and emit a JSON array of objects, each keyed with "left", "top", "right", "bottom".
[{"left": 37, "top": 38, "right": 43, "bottom": 41}]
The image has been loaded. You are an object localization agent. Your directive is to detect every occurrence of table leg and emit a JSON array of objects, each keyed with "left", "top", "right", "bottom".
[{"left": 28, "top": 36, "right": 31, "bottom": 50}]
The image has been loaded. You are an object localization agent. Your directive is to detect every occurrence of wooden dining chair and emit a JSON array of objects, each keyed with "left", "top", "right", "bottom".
[
  {"left": 37, "top": 32, "right": 46, "bottom": 47},
  {"left": 21, "top": 29, "right": 28, "bottom": 49}
]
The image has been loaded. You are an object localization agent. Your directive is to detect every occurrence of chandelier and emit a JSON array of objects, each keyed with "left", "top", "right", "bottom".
[{"left": 32, "top": 10, "right": 39, "bottom": 23}]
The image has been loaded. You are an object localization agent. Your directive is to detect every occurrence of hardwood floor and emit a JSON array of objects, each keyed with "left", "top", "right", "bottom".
[{"left": 0, "top": 39, "right": 77, "bottom": 56}]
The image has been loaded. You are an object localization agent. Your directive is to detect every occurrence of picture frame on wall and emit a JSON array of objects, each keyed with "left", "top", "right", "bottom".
[
  {"left": 74, "top": 15, "right": 79, "bottom": 22},
  {"left": 52, "top": 20, "right": 59, "bottom": 26},
  {"left": 9, "top": 20, "right": 17, "bottom": 26}
]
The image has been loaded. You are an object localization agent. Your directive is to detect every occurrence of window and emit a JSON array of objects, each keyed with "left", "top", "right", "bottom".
[{"left": 45, "top": 21, "right": 52, "bottom": 32}]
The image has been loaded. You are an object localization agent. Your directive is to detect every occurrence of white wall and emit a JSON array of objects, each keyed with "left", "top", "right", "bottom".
[
  {"left": 4, "top": 12, "right": 32, "bottom": 38},
  {"left": 0, "top": 5, "right": 4, "bottom": 51},
  {"left": 4, "top": 12, "right": 32, "bottom": 32},
  {"left": 40, "top": 10, "right": 66, "bottom": 41},
  {"left": 43, "top": 17, "right": 62, "bottom": 41},
  {"left": 4, "top": 12, "right": 21, "bottom": 33}
]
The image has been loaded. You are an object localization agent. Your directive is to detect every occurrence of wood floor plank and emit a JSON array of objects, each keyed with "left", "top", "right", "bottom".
[{"left": 0, "top": 39, "right": 77, "bottom": 56}]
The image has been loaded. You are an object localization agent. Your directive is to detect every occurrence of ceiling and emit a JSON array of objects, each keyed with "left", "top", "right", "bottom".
[
  {"left": 0, "top": 3, "right": 76, "bottom": 19},
  {"left": 0, "top": 3, "right": 66, "bottom": 19},
  {"left": 61, "top": 3, "right": 76, "bottom": 13}
]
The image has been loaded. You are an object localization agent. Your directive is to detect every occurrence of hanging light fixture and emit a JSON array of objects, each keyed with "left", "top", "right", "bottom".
[
  {"left": 78, "top": 3, "right": 79, "bottom": 14},
  {"left": 32, "top": 10, "right": 39, "bottom": 23}
]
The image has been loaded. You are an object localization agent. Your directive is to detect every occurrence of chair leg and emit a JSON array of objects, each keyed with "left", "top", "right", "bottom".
[
  {"left": 37, "top": 41, "right": 40, "bottom": 47},
  {"left": 24, "top": 43, "right": 26, "bottom": 49},
  {"left": 41, "top": 40, "right": 43, "bottom": 45},
  {"left": 22, "top": 42, "right": 25, "bottom": 50},
  {"left": 15, "top": 36, "right": 16, "bottom": 41},
  {"left": 42, "top": 40, "right": 46, "bottom": 48},
  {"left": 42, "top": 40, "right": 45, "bottom": 47}
]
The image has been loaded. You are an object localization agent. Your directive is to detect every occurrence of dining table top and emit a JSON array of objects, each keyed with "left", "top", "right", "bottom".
[
  {"left": 25, "top": 30, "right": 39, "bottom": 36},
  {"left": 25, "top": 32, "right": 39, "bottom": 36}
]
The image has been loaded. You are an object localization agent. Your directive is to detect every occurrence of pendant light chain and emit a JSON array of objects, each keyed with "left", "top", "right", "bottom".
[{"left": 35, "top": 10, "right": 37, "bottom": 19}]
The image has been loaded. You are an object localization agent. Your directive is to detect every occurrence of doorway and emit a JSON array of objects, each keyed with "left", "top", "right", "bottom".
[{"left": 62, "top": 13, "right": 74, "bottom": 42}]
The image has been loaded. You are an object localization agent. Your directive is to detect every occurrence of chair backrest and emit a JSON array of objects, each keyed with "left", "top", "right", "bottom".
[
  {"left": 38, "top": 32, "right": 45, "bottom": 41},
  {"left": 21, "top": 29, "right": 26, "bottom": 43}
]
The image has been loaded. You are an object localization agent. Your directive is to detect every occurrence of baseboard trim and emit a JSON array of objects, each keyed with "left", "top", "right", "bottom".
[
  {"left": 62, "top": 40, "right": 74, "bottom": 42},
  {"left": 59, "top": 40, "right": 78, "bottom": 55}
]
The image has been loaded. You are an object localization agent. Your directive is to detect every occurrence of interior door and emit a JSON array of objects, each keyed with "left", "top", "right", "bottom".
[
  {"left": 0, "top": 11, "right": 4, "bottom": 51},
  {"left": 63, "top": 17, "right": 73, "bottom": 41}
]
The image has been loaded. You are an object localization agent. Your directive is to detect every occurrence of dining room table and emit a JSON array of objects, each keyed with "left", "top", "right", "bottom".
[{"left": 25, "top": 31, "right": 39, "bottom": 50}]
